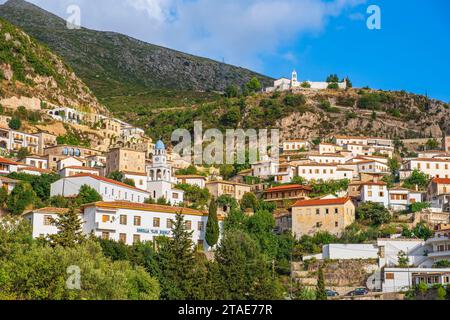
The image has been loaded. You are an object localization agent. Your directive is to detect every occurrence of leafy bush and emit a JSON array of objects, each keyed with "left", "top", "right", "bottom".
[
  {"left": 8, "top": 117, "right": 21, "bottom": 130},
  {"left": 356, "top": 202, "right": 391, "bottom": 226}
]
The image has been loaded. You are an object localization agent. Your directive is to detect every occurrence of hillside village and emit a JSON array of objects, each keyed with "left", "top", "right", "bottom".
[{"left": 0, "top": 0, "right": 449, "bottom": 302}]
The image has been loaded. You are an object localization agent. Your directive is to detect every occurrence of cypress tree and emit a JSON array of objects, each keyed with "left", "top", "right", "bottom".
[
  {"left": 48, "top": 207, "right": 85, "bottom": 248},
  {"left": 316, "top": 265, "right": 327, "bottom": 300},
  {"left": 205, "top": 200, "right": 219, "bottom": 247}
]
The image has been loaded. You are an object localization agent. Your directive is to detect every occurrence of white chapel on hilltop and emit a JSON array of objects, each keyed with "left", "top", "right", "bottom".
[{"left": 265, "top": 69, "right": 347, "bottom": 93}]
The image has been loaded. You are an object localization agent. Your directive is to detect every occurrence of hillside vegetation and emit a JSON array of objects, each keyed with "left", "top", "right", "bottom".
[
  {"left": 0, "top": 0, "right": 272, "bottom": 108},
  {"left": 0, "top": 17, "right": 105, "bottom": 114}
]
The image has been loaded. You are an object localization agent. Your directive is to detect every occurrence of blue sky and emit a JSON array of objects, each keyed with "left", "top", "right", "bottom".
[{"left": 1, "top": 0, "right": 449, "bottom": 102}]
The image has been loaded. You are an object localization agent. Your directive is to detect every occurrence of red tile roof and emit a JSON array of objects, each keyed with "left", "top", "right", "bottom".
[
  {"left": 292, "top": 197, "right": 352, "bottom": 207},
  {"left": 0, "top": 157, "right": 20, "bottom": 165},
  {"left": 432, "top": 178, "right": 450, "bottom": 185},
  {"left": 63, "top": 166, "right": 100, "bottom": 171},
  {"left": 18, "top": 166, "right": 53, "bottom": 174},
  {"left": 266, "top": 184, "right": 312, "bottom": 193},
  {"left": 67, "top": 173, "right": 150, "bottom": 193}
]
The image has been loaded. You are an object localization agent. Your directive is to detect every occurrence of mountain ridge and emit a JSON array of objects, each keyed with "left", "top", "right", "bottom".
[{"left": 0, "top": 0, "right": 273, "bottom": 99}]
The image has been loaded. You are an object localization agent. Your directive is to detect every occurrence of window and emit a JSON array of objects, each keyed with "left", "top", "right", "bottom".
[
  {"left": 167, "top": 219, "right": 173, "bottom": 229},
  {"left": 334, "top": 208, "right": 339, "bottom": 214},
  {"left": 153, "top": 218, "right": 160, "bottom": 228},
  {"left": 173, "top": 193, "right": 179, "bottom": 199},
  {"left": 133, "top": 234, "right": 141, "bottom": 244},
  {"left": 102, "top": 232, "right": 110, "bottom": 240},
  {"left": 316, "top": 222, "right": 322, "bottom": 228},
  {"left": 102, "top": 215, "right": 110, "bottom": 223},
  {"left": 43, "top": 215, "right": 53, "bottom": 226},
  {"left": 185, "top": 220, "right": 192, "bottom": 230},
  {"left": 134, "top": 216, "right": 141, "bottom": 226},
  {"left": 316, "top": 209, "right": 320, "bottom": 215},
  {"left": 325, "top": 209, "right": 329, "bottom": 215},
  {"left": 335, "top": 222, "right": 339, "bottom": 227},
  {"left": 119, "top": 233, "right": 127, "bottom": 243},
  {"left": 197, "top": 240, "right": 204, "bottom": 250},
  {"left": 120, "top": 215, "right": 127, "bottom": 225},
  {"left": 198, "top": 221, "right": 204, "bottom": 231}
]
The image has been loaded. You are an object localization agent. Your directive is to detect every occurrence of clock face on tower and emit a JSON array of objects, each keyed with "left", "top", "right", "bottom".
[{"left": 155, "top": 157, "right": 160, "bottom": 162}]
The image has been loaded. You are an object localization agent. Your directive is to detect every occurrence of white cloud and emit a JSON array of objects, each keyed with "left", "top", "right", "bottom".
[{"left": 6, "top": 0, "right": 367, "bottom": 72}]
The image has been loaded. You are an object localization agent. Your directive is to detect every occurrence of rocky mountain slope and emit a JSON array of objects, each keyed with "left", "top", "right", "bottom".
[
  {"left": 0, "top": 16, "right": 105, "bottom": 114},
  {"left": 0, "top": 0, "right": 272, "bottom": 101}
]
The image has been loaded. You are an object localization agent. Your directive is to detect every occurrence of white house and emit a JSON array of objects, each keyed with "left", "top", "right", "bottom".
[
  {"left": 81, "top": 201, "right": 220, "bottom": 250},
  {"left": 402, "top": 158, "right": 450, "bottom": 180},
  {"left": 296, "top": 163, "right": 353, "bottom": 181},
  {"left": 0, "top": 157, "right": 19, "bottom": 174},
  {"left": 18, "top": 166, "right": 52, "bottom": 176},
  {"left": 334, "top": 135, "right": 369, "bottom": 147},
  {"left": 282, "top": 140, "right": 310, "bottom": 152},
  {"left": 147, "top": 140, "right": 184, "bottom": 205},
  {"left": 23, "top": 202, "right": 224, "bottom": 251},
  {"left": 251, "top": 156, "right": 279, "bottom": 178},
  {"left": 56, "top": 157, "right": 85, "bottom": 171},
  {"left": 23, "top": 207, "right": 71, "bottom": 238},
  {"left": 388, "top": 187, "right": 423, "bottom": 211},
  {"left": 318, "top": 143, "right": 340, "bottom": 155},
  {"left": 382, "top": 268, "right": 450, "bottom": 293},
  {"left": 59, "top": 166, "right": 100, "bottom": 178},
  {"left": 360, "top": 182, "right": 389, "bottom": 207},
  {"left": 50, "top": 173, "right": 151, "bottom": 203},
  {"left": 175, "top": 175, "right": 207, "bottom": 189},
  {"left": 356, "top": 160, "right": 390, "bottom": 174},
  {"left": 308, "top": 153, "right": 348, "bottom": 164},
  {"left": 21, "top": 155, "right": 48, "bottom": 170},
  {"left": 123, "top": 171, "right": 148, "bottom": 191}
]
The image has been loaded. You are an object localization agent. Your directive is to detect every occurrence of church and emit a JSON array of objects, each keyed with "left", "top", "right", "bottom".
[
  {"left": 147, "top": 140, "right": 184, "bottom": 205},
  {"left": 265, "top": 69, "right": 347, "bottom": 93}
]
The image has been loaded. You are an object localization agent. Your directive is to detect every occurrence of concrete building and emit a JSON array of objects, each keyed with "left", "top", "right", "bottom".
[
  {"left": 44, "top": 145, "right": 102, "bottom": 171},
  {"left": 36, "top": 132, "right": 58, "bottom": 155},
  {"left": 175, "top": 175, "right": 207, "bottom": 189},
  {"left": 24, "top": 202, "right": 223, "bottom": 251},
  {"left": 401, "top": 158, "right": 450, "bottom": 179},
  {"left": 297, "top": 163, "right": 353, "bottom": 181},
  {"left": 388, "top": 187, "right": 423, "bottom": 211},
  {"left": 264, "top": 184, "right": 312, "bottom": 209},
  {"left": 282, "top": 140, "right": 310, "bottom": 152},
  {"left": 360, "top": 181, "right": 389, "bottom": 207},
  {"left": 106, "top": 147, "right": 146, "bottom": 176},
  {"left": 21, "top": 155, "right": 48, "bottom": 170},
  {"left": 265, "top": 70, "right": 347, "bottom": 92},
  {"left": 0, "top": 127, "right": 40, "bottom": 155},
  {"left": 0, "top": 157, "right": 19, "bottom": 174},
  {"left": 382, "top": 268, "right": 450, "bottom": 293},
  {"left": 427, "top": 178, "right": 450, "bottom": 212},
  {"left": 206, "top": 180, "right": 252, "bottom": 201},
  {"left": 50, "top": 173, "right": 151, "bottom": 203},
  {"left": 123, "top": 171, "right": 148, "bottom": 191},
  {"left": 251, "top": 156, "right": 280, "bottom": 178},
  {"left": 290, "top": 197, "right": 355, "bottom": 238},
  {"left": 308, "top": 154, "right": 348, "bottom": 164},
  {"left": 318, "top": 143, "right": 340, "bottom": 155},
  {"left": 59, "top": 166, "right": 100, "bottom": 178}
]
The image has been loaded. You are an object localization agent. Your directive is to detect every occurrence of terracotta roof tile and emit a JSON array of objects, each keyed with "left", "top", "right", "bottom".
[{"left": 292, "top": 197, "right": 352, "bottom": 207}]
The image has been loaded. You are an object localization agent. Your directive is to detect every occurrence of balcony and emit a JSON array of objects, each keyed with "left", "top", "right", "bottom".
[{"left": 96, "top": 221, "right": 116, "bottom": 231}]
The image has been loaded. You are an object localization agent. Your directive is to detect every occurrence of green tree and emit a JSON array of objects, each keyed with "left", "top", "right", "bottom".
[
  {"left": 326, "top": 74, "right": 339, "bottom": 83},
  {"left": 176, "top": 184, "right": 210, "bottom": 209},
  {"left": 301, "top": 81, "right": 311, "bottom": 88},
  {"left": 240, "top": 192, "right": 258, "bottom": 211},
  {"left": 48, "top": 207, "right": 85, "bottom": 248},
  {"left": 425, "top": 138, "right": 439, "bottom": 150},
  {"left": 403, "top": 170, "right": 430, "bottom": 191},
  {"left": 397, "top": 250, "right": 410, "bottom": 268},
  {"left": 155, "top": 212, "right": 196, "bottom": 300},
  {"left": 316, "top": 265, "right": 327, "bottom": 300},
  {"left": 410, "top": 202, "right": 430, "bottom": 213},
  {"left": 122, "top": 178, "right": 136, "bottom": 187},
  {"left": 205, "top": 200, "right": 219, "bottom": 247},
  {"left": 246, "top": 210, "right": 278, "bottom": 259},
  {"left": 225, "top": 84, "right": 239, "bottom": 98},
  {"left": 108, "top": 171, "right": 124, "bottom": 182},
  {"left": 16, "top": 147, "right": 30, "bottom": 160},
  {"left": 0, "top": 186, "right": 8, "bottom": 207},
  {"left": 245, "top": 77, "right": 262, "bottom": 93},
  {"left": 356, "top": 202, "right": 391, "bottom": 226},
  {"left": 76, "top": 184, "right": 102, "bottom": 205},
  {"left": 433, "top": 260, "right": 450, "bottom": 268},
  {"left": 214, "top": 230, "right": 283, "bottom": 300},
  {"left": 8, "top": 172, "right": 61, "bottom": 202},
  {"left": 8, "top": 117, "right": 21, "bottom": 130},
  {"left": 437, "top": 286, "right": 447, "bottom": 300},
  {"left": 6, "top": 182, "right": 38, "bottom": 215}
]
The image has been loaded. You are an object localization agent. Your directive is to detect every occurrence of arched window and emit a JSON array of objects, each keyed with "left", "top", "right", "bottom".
[
  {"left": 75, "top": 149, "right": 81, "bottom": 157},
  {"left": 63, "top": 147, "right": 69, "bottom": 155}
]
